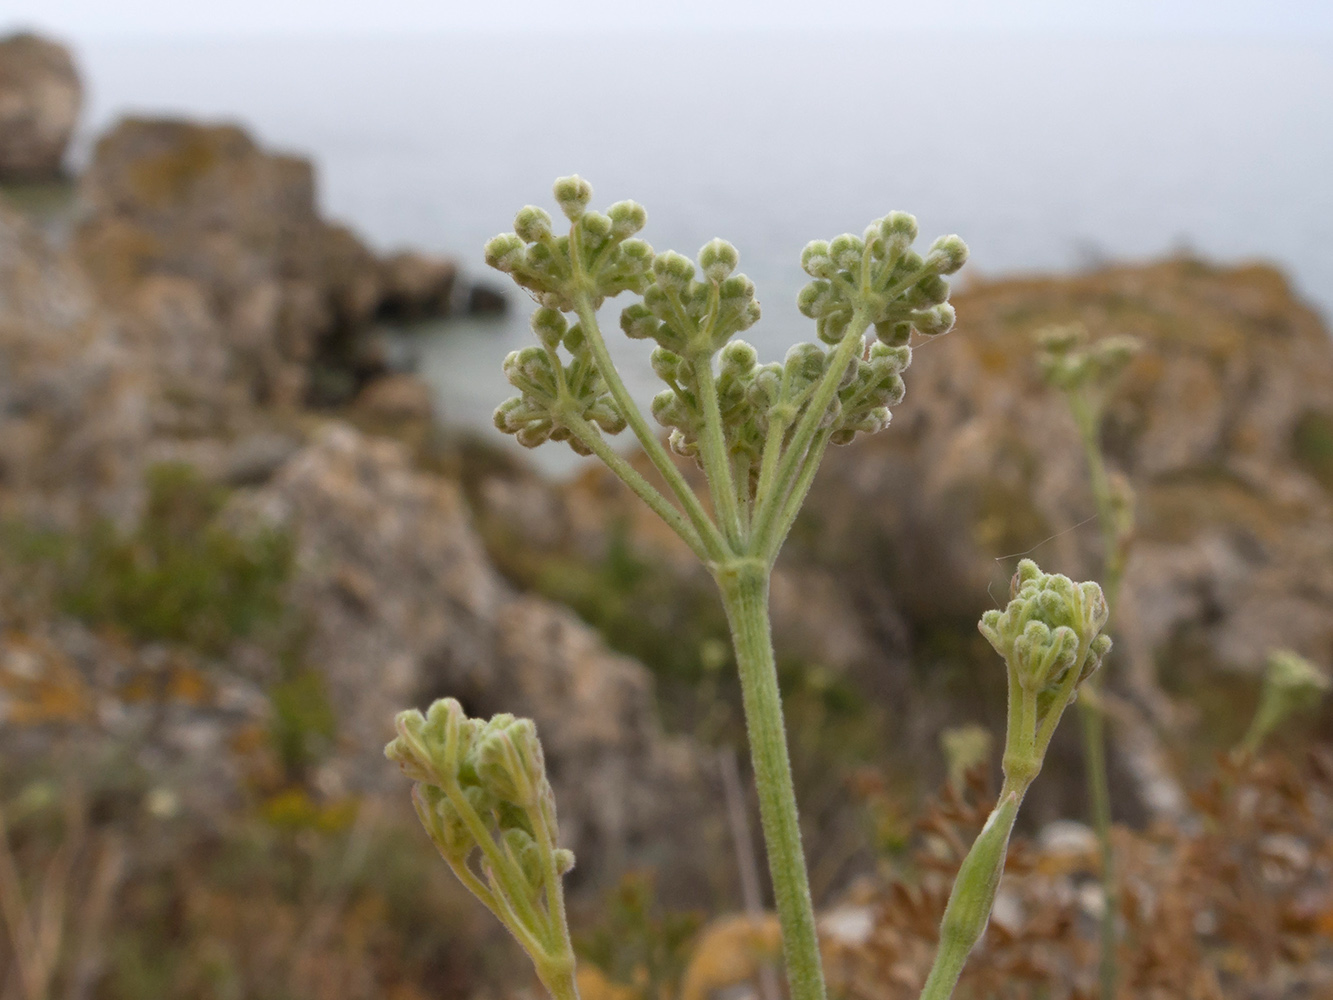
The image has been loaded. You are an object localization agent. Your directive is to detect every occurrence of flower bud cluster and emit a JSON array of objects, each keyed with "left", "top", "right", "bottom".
[
  {"left": 827, "top": 340, "right": 913, "bottom": 445},
  {"left": 797, "top": 214, "right": 967, "bottom": 348},
  {"left": 386, "top": 699, "right": 574, "bottom": 945},
  {"left": 1242, "top": 649, "right": 1331, "bottom": 756},
  {"left": 620, "top": 238, "right": 762, "bottom": 358},
  {"left": 494, "top": 308, "right": 626, "bottom": 454},
  {"left": 484, "top": 175, "right": 655, "bottom": 312},
  {"left": 1035, "top": 323, "right": 1141, "bottom": 395},
  {"left": 980, "top": 559, "right": 1112, "bottom": 703}
]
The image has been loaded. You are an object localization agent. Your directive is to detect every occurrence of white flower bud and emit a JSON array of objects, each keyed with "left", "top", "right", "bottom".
[
  {"left": 912, "top": 303, "right": 956, "bottom": 336},
  {"left": 926, "top": 234, "right": 969, "bottom": 275},
  {"left": 530, "top": 307, "right": 567, "bottom": 348},
  {"left": 484, "top": 233, "right": 526, "bottom": 273},
  {"left": 801, "top": 240, "right": 836, "bottom": 279},
  {"left": 579, "top": 211, "right": 614, "bottom": 251},
  {"left": 621, "top": 303, "right": 661, "bottom": 340},
  {"left": 514, "top": 206, "right": 553, "bottom": 243},
  {"left": 607, "top": 199, "right": 647, "bottom": 238},
  {"left": 699, "top": 238, "right": 740, "bottom": 283},
  {"left": 553, "top": 174, "right": 593, "bottom": 221},
  {"left": 829, "top": 234, "right": 865, "bottom": 272},
  {"left": 653, "top": 250, "right": 695, "bottom": 293}
]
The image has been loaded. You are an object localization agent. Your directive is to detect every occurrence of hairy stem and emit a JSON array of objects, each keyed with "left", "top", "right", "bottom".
[
  {"left": 766, "top": 428, "right": 833, "bottom": 561},
  {"left": 536, "top": 960, "right": 582, "bottom": 1000},
  {"left": 918, "top": 787, "right": 1023, "bottom": 1000},
  {"left": 563, "top": 412, "right": 710, "bottom": 562},
  {"left": 750, "top": 311, "right": 869, "bottom": 556},
  {"left": 571, "top": 292, "right": 726, "bottom": 561},
  {"left": 692, "top": 349, "right": 744, "bottom": 547},
  {"left": 715, "top": 560, "right": 826, "bottom": 1000}
]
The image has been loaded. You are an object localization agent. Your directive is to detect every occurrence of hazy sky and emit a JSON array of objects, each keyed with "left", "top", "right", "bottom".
[{"left": 5, "top": 0, "right": 1332, "bottom": 38}]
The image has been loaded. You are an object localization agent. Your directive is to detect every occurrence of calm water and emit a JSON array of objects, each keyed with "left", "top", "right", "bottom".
[{"left": 74, "top": 32, "right": 1333, "bottom": 470}]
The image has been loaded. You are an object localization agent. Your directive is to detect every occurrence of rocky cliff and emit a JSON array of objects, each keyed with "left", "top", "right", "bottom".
[{"left": 0, "top": 33, "right": 81, "bottom": 181}]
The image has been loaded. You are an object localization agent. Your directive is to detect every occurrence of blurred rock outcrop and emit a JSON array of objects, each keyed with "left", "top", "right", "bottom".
[
  {"left": 240, "top": 425, "right": 721, "bottom": 890},
  {"left": 73, "top": 118, "right": 380, "bottom": 415},
  {"left": 806, "top": 259, "right": 1333, "bottom": 682},
  {"left": 0, "top": 33, "right": 81, "bottom": 181},
  {"left": 0, "top": 196, "right": 147, "bottom": 525},
  {"left": 71, "top": 118, "right": 483, "bottom": 425}
]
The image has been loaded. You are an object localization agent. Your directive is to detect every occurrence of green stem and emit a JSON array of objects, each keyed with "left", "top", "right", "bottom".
[
  {"left": 536, "top": 960, "right": 581, "bottom": 1000},
  {"left": 715, "top": 560, "right": 826, "bottom": 1000},
  {"left": 918, "top": 785, "right": 1024, "bottom": 1000},
  {"left": 571, "top": 294, "right": 726, "bottom": 562},
  {"left": 562, "top": 412, "right": 710, "bottom": 562},
  {"left": 750, "top": 310, "right": 869, "bottom": 555},
  {"left": 765, "top": 428, "right": 833, "bottom": 561},
  {"left": 692, "top": 348, "right": 744, "bottom": 547}
]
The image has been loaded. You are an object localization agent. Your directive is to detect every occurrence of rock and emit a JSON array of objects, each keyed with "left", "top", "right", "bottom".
[
  {"left": 793, "top": 259, "right": 1333, "bottom": 820},
  {"left": 466, "top": 282, "right": 507, "bottom": 315},
  {"left": 240, "top": 424, "right": 721, "bottom": 893},
  {"left": 0, "top": 33, "right": 81, "bottom": 181},
  {"left": 806, "top": 259, "right": 1333, "bottom": 677},
  {"left": 353, "top": 372, "right": 434, "bottom": 423},
  {"left": 223, "top": 430, "right": 303, "bottom": 486},
  {"left": 0, "top": 194, "right": 148, "bottom": 525},
  {"left": 377, "top": 250, "right": 457, "bottom": 321},
  {"left": 73, "top": 118, "right": 385, "bottom": 415}
]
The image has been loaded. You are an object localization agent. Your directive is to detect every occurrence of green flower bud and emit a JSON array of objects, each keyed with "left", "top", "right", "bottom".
[
  {"left": 530, "top": 307, "right": 567, "bottom": 348},
  {"left": 513, "top": 206, "right": 553, "bottom": 243},
  {"left": 801, "top": 240, "right": 836, "bottom": 279},
  {"left": 881, "top": 211, "right": 919, "bottom": 245},
  {"left": 618, "top": 237, "right": 654, "bottom": 266},
  {"left": 875, "top": 320, "right": 913, "bottom": 347},
  {"left": 1036, "top": 324, "right": 1084, "bottom": 354},
  {"left": 980, "top": 560, "right": 1111, "bottom": 697},
  {"left": 563, "top": 322, "right": 585, "bottom": 352},
  {"left": 476, "top": 717, "right": 543, "bottom": 807},
  {"left": 553, "top": 174, "right": 592, "bottom": 220},
  {"left": 652, "top": 347, "right": 685, "bottom": 382},
  {"left": 785, "top": 342, "right": 826, "bottom": 386},
  {"left": 653, "top": 250, "right": 696, "bottom": 293},
  {"left": 910, "top": 274, "right": 951, "bottom": 308},
  {"left": 720, "top": 340, "right": 758, "bottom": 374},
  {"left": 484, "top": 233, "right": 526, "bottom": 273},
  {"left": 912, "top": 303, "right": 956, "bottom": 336},
  {"left": 797, "top": 280, "right": 834, "bottom": 319},
  {"left": 699, "top": 238, "right": 740, "bottom": 283},
  {"left": 1240, "top": 649, "right": 1330, "bottom": 757},
  {"left": 829, "top": 233, "right": 865, "bottom": 272},
  {"left": 926, "top": 234, "right": 969, "bottom": 275},
  {"left": 579, "top": 211, "right": 614, "bottom": 251},
  {"left": 871, "top": 342, "right": 912, "bottom": 373},
  {"left": 1265, "top": 649, "right": 1329, "bottom": 707},
  {"left": 621, "top": 302, "right": 662, "bottom": 340},
  {"left": 607, "top": 199, "right": 647, "bottom": 238},
  {"left": 718, "top": 274, "right": 755, "bottom": 304}
]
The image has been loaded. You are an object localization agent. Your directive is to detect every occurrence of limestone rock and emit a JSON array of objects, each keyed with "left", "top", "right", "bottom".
[
  {"left": 806, "top": 259, "right": 1333, "bottom": 680},
  {"left": 353, "top": 372, "right": 434, "bottom": 423},
  {"left": 72, "top": 118, "right": 383, "bottom": 416},
  {"left": 0, "top": 194, "right": 148, "bottom": 525},
  {"left": 243, "top": 424, "right": 719, "bottom": 890},
  {"left": 0, "top": 33, "right": 81, "bottom": 181}
]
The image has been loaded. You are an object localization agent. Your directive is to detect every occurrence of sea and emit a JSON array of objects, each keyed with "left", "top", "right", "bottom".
[{"left": 71, "top": 31, "right": 1333, "bottom": 471}]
